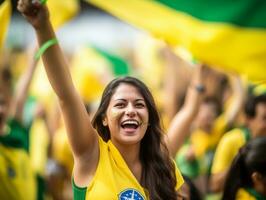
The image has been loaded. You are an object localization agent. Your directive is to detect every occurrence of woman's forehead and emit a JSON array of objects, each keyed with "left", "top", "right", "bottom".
[{"left": 111, "top": 83, "right": 144, "bottom": 100}]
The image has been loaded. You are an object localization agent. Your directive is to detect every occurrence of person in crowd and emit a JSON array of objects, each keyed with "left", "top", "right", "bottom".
[
  {"left": 210, "top": 93, "right": 266, "bottom": 193},
  {"left": 168, "top": 65, "right": 245, "bottom": 195},
  {"left": 222, "top": 136, "right": 266, "bottom": 200},
  {"left": 0, "top": 49, "right": 38, "bottom": 199}
]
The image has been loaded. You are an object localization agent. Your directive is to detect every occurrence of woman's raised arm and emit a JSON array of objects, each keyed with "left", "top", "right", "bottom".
[
  {"left": 17, "top": 0, "right": 99, "bottom": 162},
  {"left": 166, "top": 64, "right": 205, "bottom": 157}
]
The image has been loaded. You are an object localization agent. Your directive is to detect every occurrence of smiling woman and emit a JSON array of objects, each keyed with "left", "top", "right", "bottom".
[
  {"left": 91, "top": 77, "right": 183, "bottom": 199},
  {"left": 17, "top": 0, "right": 184, "bottom": 199}
]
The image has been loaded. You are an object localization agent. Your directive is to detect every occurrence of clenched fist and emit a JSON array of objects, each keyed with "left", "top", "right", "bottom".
[{"left": 17, "top": 0, "right": 49, "bottom": 30}]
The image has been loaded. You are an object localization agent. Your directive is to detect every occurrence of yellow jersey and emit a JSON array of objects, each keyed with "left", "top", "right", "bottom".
[
  {"left": 73, "top": 136, "right": 184, "bottom": 200},
  {"left": 236, "top": 188, "right": 266, "bottom": 200},
  {"left": 0, "top": 119, "right": 36, "bottom": 200},
  {"left": 211, "top": 127, "right": 251, "bottom": 174}
]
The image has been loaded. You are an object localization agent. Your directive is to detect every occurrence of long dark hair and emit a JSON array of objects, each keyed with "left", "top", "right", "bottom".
[
  {"left": 222, "top": 137, "right": 266, "bottom": 200},
  {"left": 92, "top": 76, "right": 177, "bottom": 200}
]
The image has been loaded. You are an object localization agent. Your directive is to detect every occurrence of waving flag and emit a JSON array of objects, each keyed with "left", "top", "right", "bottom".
[
  {"left": 92, "top": 46, "right": 131, "bottom": 76},
  {"left": 87, "top": 0, "right": 266, "bottom": 82},
  {"left": 0, "top": 0, "right": 11, "bottom": 50},
  {"left": 48, "top": 0, "right": 80, "bottom": 29}
]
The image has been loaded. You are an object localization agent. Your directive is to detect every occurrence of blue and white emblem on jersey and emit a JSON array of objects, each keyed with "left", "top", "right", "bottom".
[{"left": 119, "top": 188, "right": 145, "bottom": 200}]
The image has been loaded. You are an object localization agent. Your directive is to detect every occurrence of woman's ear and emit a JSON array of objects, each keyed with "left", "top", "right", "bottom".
[
  {"left": 252, "top": 172, "right": 263, "bottom": 183},
  {"left": 102, "top": 117, "right": 108, "bottom": 126},
  {"left": 251, "top": 172, "right": 265, "bottom": 193}
]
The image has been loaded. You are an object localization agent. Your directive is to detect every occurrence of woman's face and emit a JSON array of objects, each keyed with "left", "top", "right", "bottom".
[
  {"left": 103, "top": 83, "right": 149, "bottom": 146},
  {"left": 195, "top": 102, "right": 217, "bottom": 131}
]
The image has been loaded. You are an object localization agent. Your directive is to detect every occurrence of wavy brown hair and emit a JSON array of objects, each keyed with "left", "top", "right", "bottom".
[{"left": 92, "top": 76, "right": 177, "bottom": 200}]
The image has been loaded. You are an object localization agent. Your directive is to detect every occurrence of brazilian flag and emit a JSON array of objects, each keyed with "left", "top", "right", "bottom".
[{"left": 87, "top": 0, "right": 266, "bottom": 82}]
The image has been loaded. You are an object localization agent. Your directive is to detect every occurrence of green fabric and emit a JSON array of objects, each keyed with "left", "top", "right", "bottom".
[
  {"left": 72, "top": 178, "right": 87, "bottom": 200},
  {"left": 176, "top": 141, "right": 214, "bottom": 178},
  {"left": 36, "top": 174, "right": 45, "bottom": 200},
  {"left": 93, "top": 46, "right": 130, "bottom": 76},
  {"left": 252, "top": 84, "right": 266, "bottom": 96},
  {"left": 0, "top": 119, "right": 29, "bottom": 151},
  {"left": 241, "top": 127, "right": 251, "bottom": 142},
  {"left": 155, "top": 0, "right": 266, "bottom": 28},
  {"left": 246, "top": 188, "right": 266, "bottom": 200},
  {"left": 176, "top": 145, "right": 200, "bottom": 178}
]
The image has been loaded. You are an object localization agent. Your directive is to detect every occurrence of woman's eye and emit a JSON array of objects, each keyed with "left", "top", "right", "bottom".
[
  {"left": 115, "top": 103, "right": 125, "bottom": 108},
  {"left": 136, "top": 103, "right": 145, "bottom": 108}
]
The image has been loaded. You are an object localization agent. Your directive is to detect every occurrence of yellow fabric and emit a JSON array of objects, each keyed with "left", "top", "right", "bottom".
[
  {"left": 133, "top": 35, "right": 166, "bottom": 126},
  {"left": 0, "top": 0, "right": 11, "bottom": 51},
  {"left": 30, "top": 47, "right": 112, "bottom": 109},
  {"left": 88, "top": 0, "right": 266, "bottom": 82},
  {"left": 48, "top": 0, "right": 80, "bottom": 29},
  {"left": 134, "top": 35, "right": 164, "bottom": 95},
  {"left": 236, "top": 188, "right": 256, "bottom": 200},
  {"left": 190, "top": 129, "right": 210, "bottom": 158},
  {"left": 52, "top": 124, "right": 73, "bottom": 175},
  {"left": 30, "top": 61, "right": 56, "bottom": 112},
  {"left": 29, "top": 118, "right": 50, "bottom": 176},
  {"left": 71, "top": 47, "right": 112, "bottom": 103},
  {"left": 0, "top": 144, "right": 36, "bottom": 200},
  {"left": 191, "top": 115, "right": 227, "bottom": 157},
  {"left": 81, "top": 136, "right": 183, "bottom": 199},
  {"left": 211, "top": 128, "right": 246, "bottom": 174}
]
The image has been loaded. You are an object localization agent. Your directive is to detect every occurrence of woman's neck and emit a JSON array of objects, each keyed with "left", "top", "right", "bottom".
[{"left": 113, "top": 141, "right": 142, "bottom": 181}]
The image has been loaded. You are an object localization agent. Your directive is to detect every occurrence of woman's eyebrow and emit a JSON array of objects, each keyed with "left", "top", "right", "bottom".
[
  {"left": 113, "top": 98, "right": 145, "bottom": 102},
  {"left": 114, "top": 98, "right": 127, "bottom": 102}
]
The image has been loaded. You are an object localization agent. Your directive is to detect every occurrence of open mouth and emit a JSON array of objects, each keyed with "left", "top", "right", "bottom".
[{"left": 121, "top": 120, "right": 139, "bottom": 130}]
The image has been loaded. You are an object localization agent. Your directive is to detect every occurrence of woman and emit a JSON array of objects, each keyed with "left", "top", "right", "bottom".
[
  {"left": 17, "top": 1, "right": 187, "bottom": 199},
  {"left": 222, "top": 137, "right": 266, "bottom": 200}
]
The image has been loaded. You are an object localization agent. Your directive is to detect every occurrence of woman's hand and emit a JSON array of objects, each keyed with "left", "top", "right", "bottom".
[{"left": 17, "top": 0, "right": 49, "bottom": 30}]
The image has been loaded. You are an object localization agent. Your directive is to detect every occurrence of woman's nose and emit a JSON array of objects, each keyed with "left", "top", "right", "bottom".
[{"left": 125, "top": 105, "right": 136, "bottom": 117}]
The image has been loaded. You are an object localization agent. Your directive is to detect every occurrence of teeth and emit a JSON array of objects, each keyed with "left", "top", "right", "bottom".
[{"left": 122, "top": 120, "right": 139, "bottom": 126}]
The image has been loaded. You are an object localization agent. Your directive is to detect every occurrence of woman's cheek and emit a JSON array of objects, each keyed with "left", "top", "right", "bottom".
[{"left": 110, "top": 109, "right": 123, "bottom": 119}]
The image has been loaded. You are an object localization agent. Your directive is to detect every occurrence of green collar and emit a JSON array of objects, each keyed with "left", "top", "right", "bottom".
[
  {"left": 0, "top": 132, "right": 25, "bottom": 148},
  {"left": 241, "top": 127, "right": 251, "bottom": 142},
  {"left": 246, "top": 188, "right": 266, "bottom": 200}
]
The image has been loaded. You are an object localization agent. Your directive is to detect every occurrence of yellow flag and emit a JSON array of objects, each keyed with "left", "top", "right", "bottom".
[
  {"left": 48, "top": 0, "right": 80, "bottom": 29},
  {"left": 0, "top": 0, "right": 11, "bottom": 50},
  {"left": 88, "top": 0, "right": 266, "bottom": 83}
]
